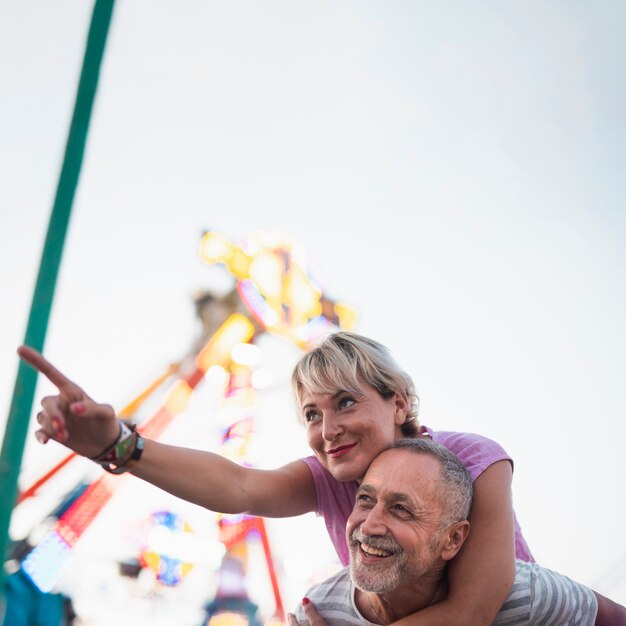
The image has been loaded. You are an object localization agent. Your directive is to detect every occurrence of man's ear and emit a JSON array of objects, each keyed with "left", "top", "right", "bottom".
[
  {"left": 439, "top": 520, "right": 470, "bottom": 561},
  {"left": 393, "top": 392, "right": 409, "bottom": 426}
]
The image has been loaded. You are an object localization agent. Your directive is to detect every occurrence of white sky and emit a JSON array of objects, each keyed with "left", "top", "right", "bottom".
[{"left": 1, "top": 0, "right": 625, "bottom": 620}]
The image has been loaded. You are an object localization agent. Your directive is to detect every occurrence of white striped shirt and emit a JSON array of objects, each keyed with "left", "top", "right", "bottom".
[{"left": 295, "top": 559, "right": 598, "bottom": 625}]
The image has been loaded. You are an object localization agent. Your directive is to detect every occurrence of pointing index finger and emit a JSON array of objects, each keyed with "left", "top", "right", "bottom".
[{"left": 17, "top": 345, "right": 78, "bottom": 391}]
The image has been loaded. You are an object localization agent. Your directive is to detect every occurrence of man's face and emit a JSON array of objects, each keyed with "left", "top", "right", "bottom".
[{"left": 347, "top": 448, "right": 447, "bottom": 594}]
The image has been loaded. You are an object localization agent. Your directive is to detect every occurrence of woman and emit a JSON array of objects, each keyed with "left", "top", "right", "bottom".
[{"left": 18, "top": 333, "right": 623, "bottom": 624}]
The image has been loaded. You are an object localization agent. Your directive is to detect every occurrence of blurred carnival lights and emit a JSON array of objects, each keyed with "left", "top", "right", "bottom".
[{"left": 15, "top": 230, "right": 357, "bottom": 623}]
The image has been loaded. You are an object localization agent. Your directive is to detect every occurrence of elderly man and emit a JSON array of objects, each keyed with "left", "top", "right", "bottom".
[{"left": 291, "top": 439, "right": 599, "bottom": 625}]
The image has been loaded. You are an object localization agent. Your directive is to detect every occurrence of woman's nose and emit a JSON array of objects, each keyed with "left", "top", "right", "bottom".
[{"left": 322, "top": 413, "right": 343, "bottom": 440}]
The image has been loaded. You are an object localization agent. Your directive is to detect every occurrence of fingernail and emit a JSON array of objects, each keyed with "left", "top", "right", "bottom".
[
  {"left": 302, "top": 597, "right": 310, "bottom": 605},
  {"left": 72, "top": 403, "right": 85, "bottom": 414},
  {"left": 51, "top": 417, "right": 68, "bottom": 441},
  {"left": 35, "top": 431, "right": 49, "bottom": 445}
]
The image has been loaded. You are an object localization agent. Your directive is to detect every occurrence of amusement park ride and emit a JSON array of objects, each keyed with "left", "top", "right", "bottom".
[{"left": 7, "top": 231, "right": 357, "bottom": 625}]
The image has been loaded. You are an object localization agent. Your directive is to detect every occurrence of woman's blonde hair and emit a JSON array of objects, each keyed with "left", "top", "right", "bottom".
[{"left": 291, "top": 332, "right": 420, "bottom": 436}]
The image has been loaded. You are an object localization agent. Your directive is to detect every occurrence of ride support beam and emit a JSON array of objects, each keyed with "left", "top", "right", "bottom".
[{"left": 0, "top": 0, "right": 116, "bottom": 606}]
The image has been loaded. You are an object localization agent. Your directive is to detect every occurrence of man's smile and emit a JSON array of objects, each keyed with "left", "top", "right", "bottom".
[{"left": 359, "top": 542, "right": 394, "bottom": 558}]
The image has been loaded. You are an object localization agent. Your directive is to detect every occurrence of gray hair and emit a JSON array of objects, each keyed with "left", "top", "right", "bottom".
[
  {"left": 389, "top": 438, "right": 473, "bottom": 528},
  {"left": 291, "top": 332, "right": 420, "bottom": 436}
]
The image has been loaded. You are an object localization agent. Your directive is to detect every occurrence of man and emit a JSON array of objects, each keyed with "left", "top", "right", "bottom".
[{"left": 291, "top": 439, "right": 598, "bottom": 625}]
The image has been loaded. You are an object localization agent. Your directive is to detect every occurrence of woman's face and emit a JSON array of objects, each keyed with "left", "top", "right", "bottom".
[{"left": 301, "top": 381, "right": 407, "bottom": 483}]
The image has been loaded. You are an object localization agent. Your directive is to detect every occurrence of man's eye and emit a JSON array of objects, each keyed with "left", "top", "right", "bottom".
[
  {"left": 357, "top": 494, "right": 373, "bottom": 504},
  {"left": 392, "top": 504, "right": 410, "bottom": 514}
]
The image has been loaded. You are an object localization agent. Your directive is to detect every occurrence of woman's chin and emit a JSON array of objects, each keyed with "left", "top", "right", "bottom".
[{"left": 326, "top": 461, "right": 364, "bottom": 483}]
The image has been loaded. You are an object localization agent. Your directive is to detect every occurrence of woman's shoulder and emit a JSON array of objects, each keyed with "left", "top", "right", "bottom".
[
  {"left": 300, "top": 456, "right": 358, "bottom": 496},
  {"left": 426, "top": 427, "right": 512, "bottom": 479},
  {"left": 429, "top": 428, "right": 505, "bottom": 449}
]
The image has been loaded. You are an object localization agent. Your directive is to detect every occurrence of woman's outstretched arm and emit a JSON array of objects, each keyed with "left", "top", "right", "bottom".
[
  {"left": 391, "top": 460, "right": 516, "bottom": 626},
  {"left": 17, "top": 345, "right": 318, "bottom": 519},
  {"left": 132, "top": 440, "right": 317, "bottom": 517}
]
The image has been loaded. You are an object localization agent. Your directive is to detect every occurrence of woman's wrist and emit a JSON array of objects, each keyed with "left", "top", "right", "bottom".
[{"left": 90, "top": 420, "right": 144, "bottom": 474}]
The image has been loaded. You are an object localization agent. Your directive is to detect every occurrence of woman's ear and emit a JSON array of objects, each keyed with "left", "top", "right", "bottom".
[
  {"left": 439, "top": 520, "right": 470, "bottom": 561},
  {"left": 393, "top": 392, "right": 409, "bottom": 426}
]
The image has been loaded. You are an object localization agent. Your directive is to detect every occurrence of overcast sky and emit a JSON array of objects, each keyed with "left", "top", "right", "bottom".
[{"left": 1, "top": 1, "right": 625, "bottom": 620}]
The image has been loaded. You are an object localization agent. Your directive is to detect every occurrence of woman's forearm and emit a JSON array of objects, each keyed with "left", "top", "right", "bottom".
[{"left": 131, "top": 439, "right": 317, "bottom": 517}]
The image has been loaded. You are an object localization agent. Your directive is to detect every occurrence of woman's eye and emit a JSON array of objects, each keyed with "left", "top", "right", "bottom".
[
  {"left": 305, "top": 410, "right": 321, "bottom": 423},
  {"left": 338, "top": 397, "right": 355, "bottom": 410}
]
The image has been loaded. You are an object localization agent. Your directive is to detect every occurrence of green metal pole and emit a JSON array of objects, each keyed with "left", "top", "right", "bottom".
[{"left": 0, "top": 0, "right": 116, "bottom": 604}]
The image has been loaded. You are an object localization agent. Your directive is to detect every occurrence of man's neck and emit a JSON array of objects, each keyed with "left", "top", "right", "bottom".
[{"left": 355, "top": 572, "right": 447, "bottom": 624}]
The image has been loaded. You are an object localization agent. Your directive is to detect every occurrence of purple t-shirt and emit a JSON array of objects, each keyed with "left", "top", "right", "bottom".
[{"left": 302, "top": 428, "right": 535, "bottom": 566}]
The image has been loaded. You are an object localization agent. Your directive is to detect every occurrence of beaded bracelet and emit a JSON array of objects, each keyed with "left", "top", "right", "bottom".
[{"left": 90, "top": 420, "right": 144, "bottom": 474}]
